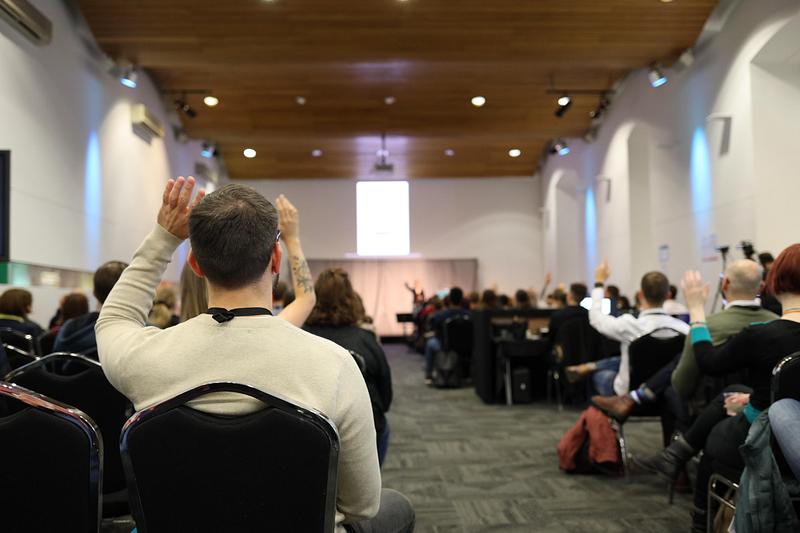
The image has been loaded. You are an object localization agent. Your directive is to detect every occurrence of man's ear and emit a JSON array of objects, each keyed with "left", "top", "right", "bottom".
[
  {"left": 187, "top": 249, "right": 204, "bottom": 278},
  {"left": 721, "top": 277, "right": 731, "bottom": 295},
  {"left": 270, "top": 243, "right": 283, "bottom": 275}
]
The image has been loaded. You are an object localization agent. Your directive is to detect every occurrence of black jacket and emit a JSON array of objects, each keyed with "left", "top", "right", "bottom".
[
  {"left": 304, "top": 324, "right": 393, "bottom": 434},
  {"left": 53, "top": 312, "right": 100, "bottom": 356}
]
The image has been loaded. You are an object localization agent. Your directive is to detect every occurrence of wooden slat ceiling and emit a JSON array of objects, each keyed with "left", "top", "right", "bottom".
[{"left": 77, "top": 0, "right": 718, "bottom": 179}]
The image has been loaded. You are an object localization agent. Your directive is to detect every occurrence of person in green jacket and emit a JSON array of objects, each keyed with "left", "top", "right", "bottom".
[{"left": 671, "top": 259, "right": 779, "bottom": 401}]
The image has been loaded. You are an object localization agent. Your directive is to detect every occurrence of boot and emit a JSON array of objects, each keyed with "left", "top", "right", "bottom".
[
  {"left": 690, "top": 505, "right": 707, "bottom": 533},
  {"left": 633, "top": 435, "right": 696, "bottom": 482}
]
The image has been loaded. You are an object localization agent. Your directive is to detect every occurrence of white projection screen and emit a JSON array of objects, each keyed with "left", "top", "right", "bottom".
[{"left": 356, "top": 180, "right": 410, "bottom": 256}]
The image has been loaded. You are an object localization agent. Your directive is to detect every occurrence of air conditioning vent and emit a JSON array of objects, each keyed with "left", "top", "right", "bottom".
[
  {"left": 0, "top": 0, "right": 52, "bottom": 46},
  {"left": 131, "top": 104, "right": 165, "bottom": 139}
]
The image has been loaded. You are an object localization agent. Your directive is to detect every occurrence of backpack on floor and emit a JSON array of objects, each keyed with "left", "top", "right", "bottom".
[{"left": 433, "top": 349, "right": 462, "bottom": 388}]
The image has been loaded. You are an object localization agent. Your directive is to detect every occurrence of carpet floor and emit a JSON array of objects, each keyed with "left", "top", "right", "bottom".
[{"left": 380, "top": 342, "right": 695, "bottom": 533}]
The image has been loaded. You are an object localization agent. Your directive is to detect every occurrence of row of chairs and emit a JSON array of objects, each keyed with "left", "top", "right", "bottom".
[{"left": 1, "top": 351, "right": 342, "bottom": 532}]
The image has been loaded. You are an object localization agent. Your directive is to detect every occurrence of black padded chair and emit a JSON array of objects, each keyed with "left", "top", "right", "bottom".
[
  {"left": 548, "top": 317, "right": 604, "bottom": 407},
  {"left": 498, "top": 339, "right": 550, "bottom": 405},
  {"left": 6, "top": 353, "right": 132, "bottom": 517},
  {"left": 443, "top": 315, "right": 474, "bottom": 379},
  {"left": 0, "top": 326, "right": 40, "bottom": 355},
  {"left": 2, "top": 342, "right": 38, "bottom": 373},
  {"left": 38, "top": 329, "right": 58, "bottom": 355},
  {"left": 0, "top": 381, "right": 102, "bottom": 533},
  {"left": 121, "top": 382, "right": 340, "bottom": 533},
  {"left": 708, "top": 352, "right": 800, "bottom": 530},
  {"left": 611, "top": 328, "right": 685, "bottom": 479}
]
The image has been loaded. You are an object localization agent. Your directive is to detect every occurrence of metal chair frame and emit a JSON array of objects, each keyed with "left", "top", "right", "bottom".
[
  {"left": 120, "top": 381, "right": 341, "bottom": 533},
  {"left": 0, "top": 326, "right": 39, "bottom": 355},
  {"left": 5, "top": 351, "right": 101, "bottom": 381},
  {"left": 0, "top": 381, "right": 103, "bottom": 532}
]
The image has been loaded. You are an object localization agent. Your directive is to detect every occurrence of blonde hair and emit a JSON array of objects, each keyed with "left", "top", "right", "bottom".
[
  {"left": 180, "top": 262, "right": 208, "bottom": 322},
  {"left": 148, "top": 302, "right": 173, "bottom": 329}
]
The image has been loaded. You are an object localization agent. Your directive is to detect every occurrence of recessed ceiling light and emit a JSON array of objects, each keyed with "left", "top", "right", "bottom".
[
  {"left": 659, "top": 0, "right": 673, "bottom": 3},
  {"left": 471, "top": 96, "right": 486, "bottom": 107},
  {"left": 557, "top": 95, "right": 571, "bottom": 107},
  {"left": 243, "top": 148, "right": 257, "bottom": 158},
  {"left": 444, "top": 149, "right": 455, "bottom": 157},
  {"left": 311, "top": 149, "right": 323, "bottom": 157},
  {"left": 384, "top": 96, "right": 396, "bottom": 105},
  {"left": 508, "top": 149, "right": 522, "bottom": 158},
  {"left": 203, "top": 95, "right": 219, "bottom": 107},
  {"left": 295, "top": 96, "right": 307, "bottom": 105}
]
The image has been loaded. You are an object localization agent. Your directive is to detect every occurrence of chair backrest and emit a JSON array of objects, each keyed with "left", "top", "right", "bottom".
[
  {"left": 37, "top": 329, "right": 58, "bottom": 356},
  {"left": 349, "top": 350, "right": 367, "bottom": 374},
  {"left": 554, "top": 316, "right": 604, "bottom": 366},
  {"left": 628, "top": 328, "right": 686, "bottom": 390},
  {"left": 121, "top": 382, "right": 340, "bottom": 533},
  {"left": 0, "top": 381, "right": 102, "bottom": 533},
  {"left": 771, "top": 351, "right": 800, "bottom": 404},
  {"left": 2, "top": 342, "right": 38, "bottom": 373},
  {"left": 443, "top": 315, "right": 473, "bottom": 357},
  {"left": 0, "top": 327, "right": 35, "bottom": 354},
  {"left": 6, "top": 353, "right": 131, "bottom": 494}
]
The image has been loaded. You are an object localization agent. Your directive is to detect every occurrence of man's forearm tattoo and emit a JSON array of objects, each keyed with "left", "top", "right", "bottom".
[{"left": 292, "top": 255, "right": 314, "bottom": 293}]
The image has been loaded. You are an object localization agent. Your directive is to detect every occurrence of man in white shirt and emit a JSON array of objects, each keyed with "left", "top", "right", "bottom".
[
  {"left": 96, "top": 177, "right": 414, "bottom": 533},
  {"left": 565, "top": 259, "right": 689, "bottom": 397}
]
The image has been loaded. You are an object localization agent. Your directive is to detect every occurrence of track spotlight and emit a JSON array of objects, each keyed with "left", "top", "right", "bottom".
[
  {"left": 175, "top": 98, "right": 197, "bottom": 118},
  {"left": 201, "top": 143, "right": 216, "bottom": 158},
  {"left": 550, "top": 139, "right": 570, "bottom": 156},
  {"left": 120, "top": 66, "right": 138, "bottom": 89},
  {"left": 311, "top": 149, "right": 323, "bottom": 157},
  {"left": 648, "top": 65, "right": 668, "bottom": 88},
  {"left": 508, "top": 148, "right": 522, "bottom": 158},
  {"left": 203, "top": 95, "right": 219, "bottom": 107},
  {"left": 471, "top": 96, "right": 486, "bottom": 107},
  {"left": 243, "top": 148, "right": 257, "bottom": 158},
  {"left": 555, "top": 94, "right": 572, "bottom": 117}
]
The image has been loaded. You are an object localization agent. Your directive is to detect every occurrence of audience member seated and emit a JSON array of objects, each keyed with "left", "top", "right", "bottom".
[
  {"left": 179, "top": 262, "right": 208, "bottom": 322},
  {"left": 616, "top": 295, "right": 633, "bottom": 315},
  {"left": 547, "top": 283, "right": 589, "bottom": 345},
  {"left": 423, "top": 287, "right": 469, "bottom": 384},
  {"left": 0, "top": 288, "right": 44, "bottom": 339},
  {"left": 565, "top": 260, "right": 689, "bottom": 396},
  {"left": 769, "top": 398, "right": 800, "bottom": 481},
  {"left": 635, "top": 247, "right": 800, "bottom": 532},
  {"left": 467, "top": 291, "right": 480, "bottom": 310},
  {"left": 52, "top": 261, "right": 127, "bottom": 356},
  {"left": 514, "top": 289, "right": 534, "bottom": 309},
  {"left": 480, "top": 289, "right": 498, "bottom": 310},
  {"left": 148, "top": 285, "right": 180, "bottom": 328},
  {"left": 591, "top": 260, "right": 777, "bottom": 424},
  {"left": 272, "top": 280, "right": 289, "bottom": 314},
  {"left": 305, "top": 268, "right": 394, "bottom": 466},
  {"left": 663, "top": 284, "right": 689, "bottom": 317},
  {"left": 498, "top": 294, "right": 511, "bottom": 309},
  {"left": 96, "top": 178, "right": 414, "bottom": 532},
  {"left": 39, "top": 292, "right": 90, "bottom": 354},
  {"left": 175, "top": 194, "right": 317, "bottom": 328},
  {"left": 604, "top": 284, "right": 620, "bottom": 316},
  {"left": 546, "top": 288, "right": 567, "bottom": 309},
  {"left": 759, "top": 251, "right": 783, "bottom": 315}
]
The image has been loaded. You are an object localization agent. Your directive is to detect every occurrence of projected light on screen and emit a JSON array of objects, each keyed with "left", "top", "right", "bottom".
[{"left": 357, "top": 181, "right": 410, "bottom": 256}]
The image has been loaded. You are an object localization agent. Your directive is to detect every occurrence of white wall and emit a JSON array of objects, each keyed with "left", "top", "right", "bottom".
[
  {"left": 539, "top": 0, "right": 800, "bottom": 298},
  {"left": 245, "top": 177, "right": 543, "bottom": 296},
  {"left": 1, "top": 1, "right": 221, "bottom": 324}
]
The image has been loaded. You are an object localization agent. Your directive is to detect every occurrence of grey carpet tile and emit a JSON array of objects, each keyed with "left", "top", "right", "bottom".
[{"left": 380, "top": 342, "right": 694, "bottom": 532}]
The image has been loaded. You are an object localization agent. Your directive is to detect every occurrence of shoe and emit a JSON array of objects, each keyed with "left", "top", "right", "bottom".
[
  {"left": 690, "top": 505, "right": 707, "bottom": 533},
  {"left": 591, "top": 395, "right": 636, "bottom": 422},
  {"left": 633, "top": 435, "right": 696, "bottom": 482},
  {"left": 565, "top": 363, "right": 596, "bottom": 384}
]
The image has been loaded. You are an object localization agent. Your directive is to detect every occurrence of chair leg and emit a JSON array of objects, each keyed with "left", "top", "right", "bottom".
[
  {"left": 505, "top": 359, "right": 513, "bottom": 406},
  {"left": 668, "top": 477, "right": 675, "bottom": 505},
  {"left": 554, "top": 370, "right": 563, "bottom": 411},
  {"left": 612, "top": 420, "right": 630, "bottom": 480}
]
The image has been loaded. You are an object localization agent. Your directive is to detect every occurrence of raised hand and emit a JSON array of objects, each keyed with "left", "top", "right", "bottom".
[
  {"left": 276, "top": 194, "right": 299, "bottom": 242},
  {"left": 157, "top": 176, "right": 205, "bottom": 240},
  {"left": 681, "top": 271, "right": 709, "bottom": 311},
  {"left": 595, "top": 258, "right": 611, "bottom": 284}
]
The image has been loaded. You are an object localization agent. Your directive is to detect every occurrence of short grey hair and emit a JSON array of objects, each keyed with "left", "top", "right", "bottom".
[{"left": 725, "top": 259, "right": 763, "bottom": 298}]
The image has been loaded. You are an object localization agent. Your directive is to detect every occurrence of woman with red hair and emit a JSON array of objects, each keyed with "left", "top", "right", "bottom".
[{"left": 673, "top": 244, "right": 800, "bottom": 531}]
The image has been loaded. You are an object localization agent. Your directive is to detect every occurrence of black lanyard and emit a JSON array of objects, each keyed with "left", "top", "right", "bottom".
[{"left": 206, "top": 307, "right": 273, "bottom": 324}]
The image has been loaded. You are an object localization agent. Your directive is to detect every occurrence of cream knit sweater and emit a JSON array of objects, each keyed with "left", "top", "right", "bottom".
[{"left": 96, "top": 225, "right": 381, "bottom": 528}]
